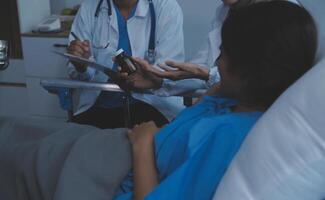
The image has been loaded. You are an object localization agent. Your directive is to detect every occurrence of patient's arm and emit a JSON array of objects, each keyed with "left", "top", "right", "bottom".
[{"left": 128, "top": 122, "right": 160, "bottom": 200}]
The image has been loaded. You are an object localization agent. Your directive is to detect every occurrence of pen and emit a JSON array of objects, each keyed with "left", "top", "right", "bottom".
[
  {"left": 71, "top": 31, "right": 109, "bottom": 49},
  {"left": 71, "top": 31, "right": 81, "bottom": 41}
]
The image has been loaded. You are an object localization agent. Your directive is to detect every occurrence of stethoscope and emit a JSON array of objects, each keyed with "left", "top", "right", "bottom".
[{"left": 95, "top": 0, "right": 156, "bottom": 64}]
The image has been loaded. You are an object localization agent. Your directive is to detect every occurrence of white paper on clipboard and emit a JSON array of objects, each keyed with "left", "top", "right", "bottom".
[{"left": 52, "top": 51, "right": 117, "bottom": 75}]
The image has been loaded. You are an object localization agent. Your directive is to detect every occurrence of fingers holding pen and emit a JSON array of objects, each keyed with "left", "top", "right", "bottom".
[
  {"left": 67, "top": 39, "right": 91, "bottom": 72},
  {"left": 68, "top": 40, "right": 91, "bottom": 58}
]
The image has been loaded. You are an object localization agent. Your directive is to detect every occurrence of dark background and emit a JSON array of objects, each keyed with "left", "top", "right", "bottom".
[{"left": 0, "top": 0, "right": 23, "bottom": 59}]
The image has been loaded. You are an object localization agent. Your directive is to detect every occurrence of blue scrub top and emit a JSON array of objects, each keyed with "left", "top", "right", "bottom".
[
  {"left": 96, "top": 3, "right": 138, "bottom": 108},
  {"left": 114, "top": 95, "right": 263, "bottom": 200}
]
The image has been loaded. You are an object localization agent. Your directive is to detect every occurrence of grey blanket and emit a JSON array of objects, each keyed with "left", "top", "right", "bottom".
[{"left": 0, "top": 117, "right": 132, "bottom": 200}]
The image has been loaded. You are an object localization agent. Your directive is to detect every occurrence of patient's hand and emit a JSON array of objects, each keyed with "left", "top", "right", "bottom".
[
  {"left": 128, "top": 121, "right": 160, "bottom": 149},
  {"left": 128, "top": 121, "right": 160, "bottom": 200}
]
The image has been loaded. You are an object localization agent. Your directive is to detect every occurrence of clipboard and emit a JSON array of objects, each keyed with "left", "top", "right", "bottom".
[{"left": 53, "top": 51, "right": 119, "bottom": 78}]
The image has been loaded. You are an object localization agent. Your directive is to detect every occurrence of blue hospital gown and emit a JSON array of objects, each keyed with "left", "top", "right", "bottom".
[{"left": 114, "top": 95, "right": 262, "bottom": 200}]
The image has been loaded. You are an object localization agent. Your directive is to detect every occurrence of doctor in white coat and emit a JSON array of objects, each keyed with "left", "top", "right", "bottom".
[
  {"left": 139, "top": 0, "right": 300, "bottom": 95},
  {"left": 67, "top": 0, "right": 185, "bottom": 128}
]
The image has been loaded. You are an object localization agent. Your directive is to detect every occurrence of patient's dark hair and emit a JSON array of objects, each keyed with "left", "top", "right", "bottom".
[
  {"left": 231, "top": 0, "right": 274, "bottom": 10},
  {"left": 221, "top": 0, "right": 318, "bottom": 108}
]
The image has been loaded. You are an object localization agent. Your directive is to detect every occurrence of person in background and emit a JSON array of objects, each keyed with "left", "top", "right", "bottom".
[
  {"left": 115, "top": 1, "right": 317, "bottom": 199},
  {"left": 136, "top": 0, "right": 300, "bottom": 96},
  {"left": 67, "top": 0, "right": 185, "bottom": 129}
]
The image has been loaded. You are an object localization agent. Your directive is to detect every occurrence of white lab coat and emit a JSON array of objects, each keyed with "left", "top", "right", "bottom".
[
  {"left": 68, "top": 0, "right": 185, "bottom": 121},
  {"left": 152, "top": 3, "right": 227, "bottom": 97},
  {"left": 189, "top": 3, "right": 228, "bottom": 87}
]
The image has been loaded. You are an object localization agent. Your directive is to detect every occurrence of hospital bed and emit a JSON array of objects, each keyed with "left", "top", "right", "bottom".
[
  {"left": 2, "top": 53, "right": 325, "bottom": 200},
  {"left": 21, "top": 58, "right": 325, "bottom": 200},
  {"left": 1, "top": 0, "right": 325, "bottom": 199},
  {"left": 36, "top": 0, "right": 325, "bottom": 198}
]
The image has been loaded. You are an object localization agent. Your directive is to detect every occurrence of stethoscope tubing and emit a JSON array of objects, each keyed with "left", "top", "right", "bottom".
[{"left": 95, "top": 0, "right": 156, "bottom": 63}]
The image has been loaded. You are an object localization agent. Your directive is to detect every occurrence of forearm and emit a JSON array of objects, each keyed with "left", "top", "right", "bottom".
[
  {"left": 133, "top": 143, "right": 159, "bottom": 200},
  {"left": 195, "top": 66, "right": 209, "bottom": 81},
  {"left": 153, "top": 79, "right": 207, "bottom": 97}
]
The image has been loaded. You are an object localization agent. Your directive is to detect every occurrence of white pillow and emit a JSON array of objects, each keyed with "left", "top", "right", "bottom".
[{"left": 213, "top": 58, "right": 325, "bottom": 200}]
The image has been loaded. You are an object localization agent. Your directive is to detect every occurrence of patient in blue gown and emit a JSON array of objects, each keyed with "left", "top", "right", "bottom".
[{"left": 115, "top": 2, "right": 318, "bottom": 200}]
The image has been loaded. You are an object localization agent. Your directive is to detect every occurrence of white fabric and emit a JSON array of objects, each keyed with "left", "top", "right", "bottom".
[
  {"left": 213, "top": 58, "right": 325, "bottom": 200},
  {"left": 213, "top": 1, "right": 325, "bottom": 199},
  {"left": 68, "top": 0, "right": 185, "bottom": 120}
]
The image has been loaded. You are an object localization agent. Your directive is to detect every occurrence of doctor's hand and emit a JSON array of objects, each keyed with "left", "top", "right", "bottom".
[
  {"left": 67, "top": 40, "right": 91, "bottom": 73},
  {"left": 119, "top": 57, "right": 163, "bottom": 91},
  {"left": 142, "top": 61, "right": 210, "bottom": 81}
]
